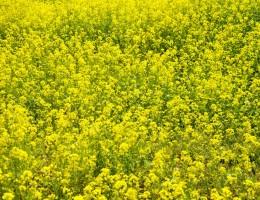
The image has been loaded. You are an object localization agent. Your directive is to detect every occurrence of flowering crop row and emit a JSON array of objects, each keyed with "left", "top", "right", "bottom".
[{"left": 0, "top": 0, "right": 259, "bottom": 199}]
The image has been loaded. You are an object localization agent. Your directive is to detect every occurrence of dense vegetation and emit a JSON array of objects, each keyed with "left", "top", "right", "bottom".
[{"left": 0, "top": 0, "right": 259, "bottom": 199}]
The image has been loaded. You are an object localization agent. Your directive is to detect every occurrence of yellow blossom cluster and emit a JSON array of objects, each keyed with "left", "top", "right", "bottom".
[{"left": 0, "top": 0, "right": 259, "bottom": 199}]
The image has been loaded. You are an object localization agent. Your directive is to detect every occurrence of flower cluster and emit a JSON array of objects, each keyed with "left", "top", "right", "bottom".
[{"left": 0, "top": 0, "right": 259, "bottom": 199}]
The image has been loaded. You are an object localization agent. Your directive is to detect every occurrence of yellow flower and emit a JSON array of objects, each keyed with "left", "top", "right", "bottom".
[
  {"left": 119, "top": 142, "right": 129, "bottom": 155},
  {"left": 191, "top": 190, "right": 199, "bottom": 199},
  {"left": 114, "top": 180, "right": 127, "bottom": 192},
  {"left": 221, "top": 187, "right": 232, "bottom": 198},
  {"left": 125, "top": 188, "right": 138, "bottom": 200},
  {"left": 46, "top": 194, "right": 57, "bottom": 200},
  {"left": 2, "top": 193, "right": 15, "bottom": 200},
  {"left": 211, "top": 188, "right": 223, "bottom": 200},
  {"left": 73, "top": 195, "right": 84, "bottom": 200},
  {"left": 10, "top": 147, "right": 28, "bottom": 161},
  {"left": 21, "top": 170, "right": 33, "bottom": 181},
  {"left": 34, "top": 191, "right": 42, "bottom": 199}
]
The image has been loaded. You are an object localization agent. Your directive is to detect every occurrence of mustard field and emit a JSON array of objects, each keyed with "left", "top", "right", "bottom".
[{"left": 0, "top": 0, "right": 259, "bottom": 199}]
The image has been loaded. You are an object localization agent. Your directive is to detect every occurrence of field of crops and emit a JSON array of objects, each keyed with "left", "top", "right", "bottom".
[{"left": 0, "top": 0, "right": 259, "bottom": 199}]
